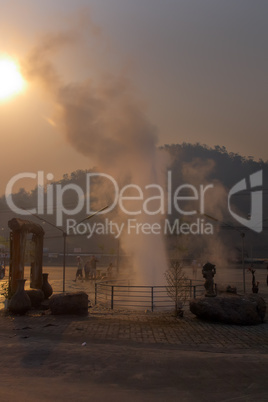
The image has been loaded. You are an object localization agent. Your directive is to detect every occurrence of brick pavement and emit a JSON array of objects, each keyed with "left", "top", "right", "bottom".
[
  {"left": 0, "top": 306, "right": 267, "bottom": 353},
  {"left": 0, "top": 306, "right": 267, "bottom": 402}
]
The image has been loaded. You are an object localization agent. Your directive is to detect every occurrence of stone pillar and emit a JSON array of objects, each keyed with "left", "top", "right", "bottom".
[
  {"left": 30, "top": 233, "right": 44, "bottom": 289},
  {"left": 8, "top": 218, "right": 45, "bottom": 293},
  {"left": 10, "top": 230, "right": 26, "bottom": 293}
]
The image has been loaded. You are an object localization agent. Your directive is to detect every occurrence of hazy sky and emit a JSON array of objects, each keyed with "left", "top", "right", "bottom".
[{"left": 0, "top": 0, "right": 267, "bottom": 195}]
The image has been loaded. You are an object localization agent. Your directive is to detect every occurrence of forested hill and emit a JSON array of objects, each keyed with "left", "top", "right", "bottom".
[
  {"left": 2, "top": 142, "right": 267, "bottom": 200},
  {"left": 0, "top": 143, "right": 267, "bottom": 258},
  {"left": 162, "top": 143, "right": 268, "bottom": 188},
  {"left": 1, "top": 142, "right": 267, "bottom": 227}
]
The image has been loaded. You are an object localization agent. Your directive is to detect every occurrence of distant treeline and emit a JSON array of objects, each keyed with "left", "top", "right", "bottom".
[{"left": 0, "top": 143, "right": 267, "bottom": 258}]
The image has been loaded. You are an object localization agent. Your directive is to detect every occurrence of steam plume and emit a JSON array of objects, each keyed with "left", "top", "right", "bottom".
[{"left": 23, "top": 31, "right": 169, "bottom": 284}]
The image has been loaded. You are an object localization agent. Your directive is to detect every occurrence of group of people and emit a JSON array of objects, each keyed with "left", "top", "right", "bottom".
[
  {"left": 74, "top": 255, "right": 99, "bottom": 282},
  {"left": 74, "top": 256, "right": 114, "bottom": 281}
]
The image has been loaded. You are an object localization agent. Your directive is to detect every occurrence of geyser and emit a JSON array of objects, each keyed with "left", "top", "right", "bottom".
[{"left": 23, "top": 31, "right": 169, "bottom": 285}]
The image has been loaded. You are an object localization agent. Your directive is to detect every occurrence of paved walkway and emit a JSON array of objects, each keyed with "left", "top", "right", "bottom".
[
  {"left": 0, "top": 303, "right": 267, "bottom": 401},
  {"left": 0, "top": 304, "right": 267, "bottom": 353}
]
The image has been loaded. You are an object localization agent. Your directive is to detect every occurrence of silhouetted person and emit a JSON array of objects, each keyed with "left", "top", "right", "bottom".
[
  {"left": 107, "top": 263, "right": 113, "bottom": 279},
  {"left": 248, "top": 266, "right": 258, "bottom": 293},
  {"left": 192, "top": 260, "right": 197, "bottom": 279},
  {"left": 84, "top": 260, "right": 91, "bottom": 280},
  {"left": 89, "top": 255, "right": 98, "bottom": 279},
  {"left": 75, "top": 256, "right": 83, "bottom": 281}
]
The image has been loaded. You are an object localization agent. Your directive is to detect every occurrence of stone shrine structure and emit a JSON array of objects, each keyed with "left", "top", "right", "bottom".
[{"left": 8, "top": 218, "right": 44, "bottom": 293}]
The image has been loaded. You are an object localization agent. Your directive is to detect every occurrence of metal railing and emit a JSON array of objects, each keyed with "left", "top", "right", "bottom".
[{"left": 95, "top": 281, "right": 205, "bottom": 311}]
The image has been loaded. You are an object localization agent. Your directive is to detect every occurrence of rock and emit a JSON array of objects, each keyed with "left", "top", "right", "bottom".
[
  {"left": 40, "top": 299, "right": 50, "bottom": 310},
  {"left": 190, "top": 293, "right": 266, "bottom": 325},
  {"left": 26, "top": 289, "right": 45, "bottom": 308},
  {"left": 247, "top": 294, "right": 266, "bottom": 321},
  {"left": 49, "top": 292, "right": 89, "bottom": 315}
]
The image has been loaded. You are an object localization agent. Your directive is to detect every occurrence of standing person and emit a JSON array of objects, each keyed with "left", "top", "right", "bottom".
[
  {"left": 84, "top": 259, "right": 91, "bottom": 280},
  {"left": 248, "top": 265, "right": 258, "bottom": 293},
  {"left": 192, "top": 260, "right": 197, "bottom": 279},
  {"left": 90, "top": 255, "right": 98, "bottom": 280},
  {"left": 74, "top": 256, "right": 84, "bottom": 282},
  {"left": 107, "top": 263, "right": 113, "bottom": 280}
]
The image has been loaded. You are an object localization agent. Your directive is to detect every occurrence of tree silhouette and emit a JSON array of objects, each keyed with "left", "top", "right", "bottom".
[{"left": 165, "top": 261, "right": 189, "bottom": 315}]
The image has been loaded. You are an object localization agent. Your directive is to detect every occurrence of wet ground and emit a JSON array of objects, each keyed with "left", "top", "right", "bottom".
[
  {"left": 0, "top": 306, "right": 267, "bottom": 401},
  {"left": 0, "top": 264, "right": 267, "bottom": 401}
]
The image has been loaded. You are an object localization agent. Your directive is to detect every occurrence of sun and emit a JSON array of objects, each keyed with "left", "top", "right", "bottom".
[{"left": 0, "top": 58, "right": 25, "bottom": 101}]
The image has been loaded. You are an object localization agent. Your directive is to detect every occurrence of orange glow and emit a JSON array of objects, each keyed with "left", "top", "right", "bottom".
[{"left": 0, "top": 57, "right": 26, "bottom": 101}]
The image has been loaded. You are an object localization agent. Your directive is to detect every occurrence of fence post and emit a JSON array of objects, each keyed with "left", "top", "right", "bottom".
[
  {"left": 193, "top": 285, "right": 196, "bottom": 299},
  {"left": 111, "top": 286, "right": 114, "bottom": 309},
  {"left": 151, "top": 287, "right": 154, "bottom": 312},
  {"left": 95, "top": 282, "right": 97, "bottom": 305}
]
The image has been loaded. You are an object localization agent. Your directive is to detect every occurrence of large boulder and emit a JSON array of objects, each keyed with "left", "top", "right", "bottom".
[
  {"left": 26, "top": 289, "right": 45, "bottom": 308},
  {"left": 190, "top": 293, "right": 266, "bottom": 325},
  {"left": 49, "top": 292, "right": 89, "bottom": 315}
]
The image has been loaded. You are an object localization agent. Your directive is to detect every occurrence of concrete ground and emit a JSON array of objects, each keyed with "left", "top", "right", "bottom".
[{"left": 0, "top": 304, "right": 267, "bottom": 402}]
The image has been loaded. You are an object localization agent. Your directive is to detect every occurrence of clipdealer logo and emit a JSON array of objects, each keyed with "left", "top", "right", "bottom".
[
  {"left": 228, "top": 170, "right": 263, "bottom": 233},
  {"left": 4, "top": 169, "right": 264, "bottom": 236},
  {"left": 5, "top": 171, "right": 215, "bottom": 236}
]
